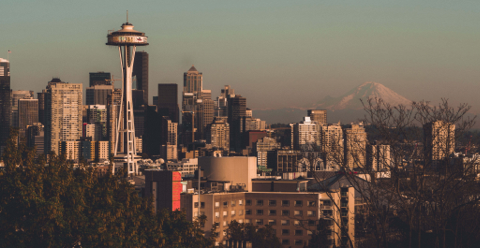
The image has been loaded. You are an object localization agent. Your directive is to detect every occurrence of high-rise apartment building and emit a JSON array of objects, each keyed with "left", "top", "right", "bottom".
[
  {"left": 209, "top": 117, "right": 230, "bottom": 151},
  {"left": 0, "top": 58, "right": 11, "bottom": 155},
  {"left": 44, "top": 79, "right": 83, "bottom": 155},
  {"left": 133, "top": 51, "right": 149, "bottom": 105},
  {"left": 307, "top": 109, "right": 327, "bottom": 125},
  {"left": 290, "top": 116, "right": 320, "bottom": 151},
  {"left": 344, "top": 123, "right": 367, "bottom": 169},
  {"left": 89, "top": 72, "right": 111, "bottom": 87},
  {"left": 157, "top": 84, "right": 179, "bottom": 123},
  {"left": 367, "top": 144, "right": 391, "bottom": 171},
  {"left": 86, "top": 84, "right": 114, "bottom": 105},
  {"left": 424, "top": 120, "right": 455, "bottom": 167},
  {"left": 319, "top": 122, "right": 344, "bottom": 169}
]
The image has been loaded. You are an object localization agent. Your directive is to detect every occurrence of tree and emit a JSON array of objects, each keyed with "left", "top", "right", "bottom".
[
  {"left": 0, "top": 129, "right": 215, "bottom": 248},
  {"left": 224, "top": 221, "right": 282, "bottom": 248}
]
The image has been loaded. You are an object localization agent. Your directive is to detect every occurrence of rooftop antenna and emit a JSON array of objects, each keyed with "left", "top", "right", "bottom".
[{"left": 126, "top": 10, "right": 128, "bottom": 23}]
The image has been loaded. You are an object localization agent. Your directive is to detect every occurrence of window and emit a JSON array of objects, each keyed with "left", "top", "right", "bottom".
[
  {"left": 269, "top": 210, "right": 277, "bottom": 216},
  {"left": 256, "top": 209, "right": 264, "bottom": 215},
  {"left": 282, "top": 229, "right": 290, "bottom": 235},
  {"left": 307, "top": 230, "right": 313, "bottom": 236},
  {"left": 294, "top": 239, "right": 303, "bottom": 245},
  {"left": 231, "top": 210, "right": 236, "bottom": 216},
  {"left": 239, "top": 200, "right": 243, "bottom": 206},
  {"left": 223, "top": 221, "right": 227, "bottom": 227},
  {"left": 282, "top": 210, "right": 290, "bottom": 216},
  {"left": 282, "top": 200, "right": 290, "bottom": 206},
  {"left": 246, "top": 209, "right": 252, "bottom": 215},
  {"left": 194, "top": 202, "right": 199, "bottom": 208},
  {"left": 294, "top": 200, "right": 303, "bottom": 207},
  {"left": 215, "top": 212, "right": 220, "bottom": 218},
  {"left": 281, "top": 220, "right": 290, "bottom": 226},
  {"left": 215, "top": 201, "right": 220, "bottom": 208},
  {"left": 308, "top": 201, "right": 316, "bottom": 207},
  {"left": 223, "top": 201, "right": 228, "bottom": 207},
  {"left": 294, "top": 210, "right": 303, "bottom": 216},
  {"left": 223, "top": 211, "right": 227, "bottom": 217},
  {"left": 238, "top": 219, "right": 244, "bottom": 224},
  {"left": 194, "top": 212, "right": 198, "bottom": 217},
  {"left": 256, "top": 200, "right": 264, "bottom": 206},
  {"left": 322, "top": 200, "right": 331, "bottom": 206},
  {"left": 231, "top": 200, "right": 236, "bottom": 207},
  {"left": 295, "top": 230, "right": 303, "bottom": 236},
  {"left": 308, "top": 220, "right": 316, "bottom": 226},
  {"left": 269, "top": 200, "right": 276, "bottom": 206},
  {"left": 282, "top": 239, "right": 290, "bottom": 245},
  {"left": 201, "top": 202, "right": 205, "bottom": 208},
  {"left": 323, "top": 210, "right": 333, "bottom": 217},
  {"left": 307, "top": 210, "right": 315, "bottom": 217},
  {"left": 294, "top": 220, "right": 300, "bottom": 226},
  {"left": 246, "top": 200, "right": 252, "bottom": 206},
  {"left": 239, "top": 209, "right": 244, "bottom": 216},
  {"left": 268, "top": 219, "right": 276, "bottom": 225},
  {"left": 256, "top": 219, "right": 263, "bottom": 225}
]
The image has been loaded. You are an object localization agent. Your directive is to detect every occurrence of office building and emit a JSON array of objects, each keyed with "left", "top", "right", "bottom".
[
  {"left": 89, "top": 72, "right": 111, "bottom": 86},
  {"left": 145, "top": 170, "right": 182, "bottom": 212},
  {"left": 319, "top": 122, "right": 344, "bottom": 170},
  {"left": 160, "top": 116, "right": 178, "bottom": 161},
  {"left": 133, "top": 51, "right": 149, "bottom": 105},
  {"left": 307, "top": 109, "right": 327, "bottom": 125},
  {"left": 255, "top": 136, "right": 281, "bottom": 168},
  {"left": 0, "top": 58, "right": 11, "bottom": 155},
  {"left": 26, "top": 123, "right": 44, "bottom": 157},
  {"left": 18, "top": 98, "right": 39, "bottom": 135},
  {"left": 157, "top": 83, "right": 179, "bottom": 123},
  {"left": 37, "top": 90, "right": 47, "bottom": 125},
  {"left": 215, "top": 85, "right": 235, "bottom": 117},
  {"left": 228, "top": 95, "right": 247, "bottom": 152},
  {"left": 344, "top": 123, "right": 367, "bottom": 169},
  {"left": 11, "top": 90, "right": 34, "bottom": 127},
  {"left": 44, "top": 79, "right": 83, "bottom": 155},
  {"left": 86, "top": 84, "right": 113, "bottom": 105}
]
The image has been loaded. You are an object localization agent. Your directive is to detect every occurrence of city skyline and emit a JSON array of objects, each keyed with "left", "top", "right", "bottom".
[{"left": 2, "top": 1, "right": 480, "bottom": 112}]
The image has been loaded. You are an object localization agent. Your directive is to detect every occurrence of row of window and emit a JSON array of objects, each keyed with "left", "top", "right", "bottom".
[
  {"left": 214, "top": 200, "right": 243, "bottom": 208},
  {"left": 245, "top": 209, "right": 316, "bottom": 217},
  {"left": 215, "top": 210, "right": 244, "bottom": 218},
  {"left": 241, "top": 219, "right": 318, "bottom": 227},
  {"left": 245, "top": 199, "right": 316, "bottom": 207}
]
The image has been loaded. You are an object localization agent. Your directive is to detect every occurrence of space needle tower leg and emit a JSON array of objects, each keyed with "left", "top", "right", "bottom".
[{"left": 107, "top": 18, "right": 149, "bottom": 177}]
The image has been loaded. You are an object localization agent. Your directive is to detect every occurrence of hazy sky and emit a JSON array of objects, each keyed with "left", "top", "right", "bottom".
[{"left": 1, "top": 0, "right": 480, "bottom": 112}]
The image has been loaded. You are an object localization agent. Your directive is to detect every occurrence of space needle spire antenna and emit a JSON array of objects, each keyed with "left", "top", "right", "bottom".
[{"left": 106, "top": 15, "right": 148, "bottom": 176}]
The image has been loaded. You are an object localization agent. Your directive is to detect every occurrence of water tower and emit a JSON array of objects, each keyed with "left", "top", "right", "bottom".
[{"left": 106, "top": 16, "right": 148, "bottom": 176}]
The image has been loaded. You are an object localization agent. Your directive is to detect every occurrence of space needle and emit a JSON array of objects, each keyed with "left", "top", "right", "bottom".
[{"left": 106, "top": 14, "right": 148, "bottom": 176}]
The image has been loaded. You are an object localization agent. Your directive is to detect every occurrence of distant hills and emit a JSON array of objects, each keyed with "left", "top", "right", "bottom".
[{"left": 254, "top": 82, "right": 412, "bottom": 124}]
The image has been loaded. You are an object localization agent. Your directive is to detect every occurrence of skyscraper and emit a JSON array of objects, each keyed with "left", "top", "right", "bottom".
[
  {"left": 183, "top": 65, "right": 202, "bottom": 94},
  {"left": 344, "top": 123, "right": 367, "bottom": 169},
  {"left": 0, "top": 58, "right": 11, "bottom": 155},
  {"left": 44, "top": 79, "right": 83, "bottom": 155},
  {"left": 18, "top": 98, "right": 39, "bottom": 135},
  {"left": 11, "top": 90, "right": 34, "bottom": 127},
  {"left": 133, "top": 51, "right": 148, "bottom": 105},
  {"left": 86, "top": 84, "right": 114, "bottom": 105},
  {"left": 37, "top": 90, "right": 47, "bottom": 125},
  {"left": 227, "top": 95, "right": 246, "bottom": 152},
  {"left": 290, "top": 116, "right": 320, "bottom": 151},
  {"left": 157, "top": 84, "right": 179, "bottom": 123},
  {"left": 89, "top": 72, "right": 111, "bottom": 87},
  {"left": 424, "top": 120, "right": 455, "bottom": 167}
]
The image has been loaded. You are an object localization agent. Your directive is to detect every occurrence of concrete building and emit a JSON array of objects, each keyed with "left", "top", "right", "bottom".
[
  {"left": 86, "top": 84, "right": 113, "bottom": 105},
  {"left": 37, "top": 90, "right": 47, "bottom": 125},
  {"left": 44, "top": 80, "right": 83, "bottom": 155},
  {"left": 255, "top": 136, "right": 281, "bottom": 168},
  {"left": 199, "top": 157, "right": 257, "bottom": 192},
  {"left": 274, "top": 150, "right": 302, "bottom": 172},
  {"left": 26, "top": 123, "right": 44, "bottom": 157},
  {"left": 367, "top": 144, "right": 391, "bottom": 171},
  {"left": 166, "top": 158, "right": 198, "bottom": 177},
  {"left": 11, "top": 90, "right": 34, "bottom": 127},
  {"left": 344, "top": 124, "right": 367, "bottom": 169},
  {"left": 319, "top": 122, "right": 344, "bottom": 169},
  {"left": 181, "top": 188, "right": 355, "bottom": 247},
  {"left": 209, "top": 118, "right": 230, "bottom": 151},
  {"left": 0, "top": 58, "right": 10, "bottom": 155},
  {"left": 290, "top": 116, "right": 320, "bottom": 151},
  {"left": 307, "top": 109, "right": 327, "bottom": 125},
  {"left": 160, "top": 116, "right": 178, "bottom": 161},
  {"left": 145, "top": 170, "right": 183, "bottom": 212},
  {"left": 424, "top": 120, "right": 455, "bottom": 167},
  {"left": 228, "top": 95, "right": 247, "bottom": 152}
]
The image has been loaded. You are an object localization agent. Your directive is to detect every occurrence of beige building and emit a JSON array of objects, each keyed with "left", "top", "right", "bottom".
[
  {"left": 290, "top": 117, "right": 320, "bottom": 150},
  {"left": 209, "top": 118, "right": 230, "bottom": 151},
  {"left": 424, "top": 120, "right": 455, "bottom": 166},
  {"left": 344, "top": 124, "right": 367, "bottom": 169},
  {"left": 181, "top": 188, "right": 355, "bottom": 247},
  {"left": 255, "top": 136, "right": 281, "bottom": 167},
  {"left": 199, "top": 157, "right": 257, "bottom": 192},
  {"left": 319, "top": 122, "right": 344, "bottom": 169},
  {"left": 367, "top": 144, "right": 391, "bottom": 171},
  {"left": 307, "top": 109, "right": 327, "bottom": 125},
  {"left": 166, "top": 158, "right": 198, "bottom": 177},
  {"left": 45, "top": 81, "right": 83, "bottom": 155}
]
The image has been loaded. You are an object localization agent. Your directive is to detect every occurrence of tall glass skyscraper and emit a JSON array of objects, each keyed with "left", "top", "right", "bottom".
[{"left": 0, "top": 58, "right": 11, "bottom": 155}]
